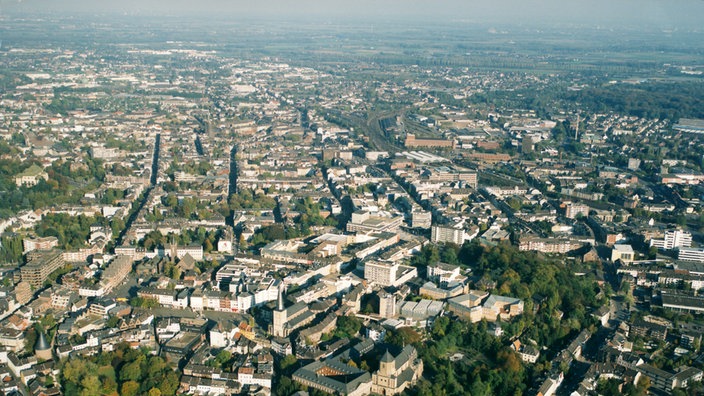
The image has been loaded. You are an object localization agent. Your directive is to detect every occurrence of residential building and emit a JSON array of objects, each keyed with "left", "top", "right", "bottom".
[
  {"left": 638, "top": 364, "right": 703, "bottom": 392},
  {"left": 562, "top": 201, "right": 590, "bottom": 219},
  {"left": 14, "top": 165, "right": 48, "bottom": 187},
  {"left": 511, "top": 340, "right": 540, "bottom": 363},
  {"left": 431, "top": 224, "right": 465, "bottom": 245},
  {"left": 630, "top": 318, "right": 668, "bottom": 341},
  {"left": 22, "top": 236, "right": 58, "bottom": 254},
  {"left": 20, "top": 250, "right": 64, "bottom": 288},
  {"left": 519, "top": 236, "right": 584, "bottom": 254}
]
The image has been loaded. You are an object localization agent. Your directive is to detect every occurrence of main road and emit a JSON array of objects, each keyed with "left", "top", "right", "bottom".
[{"left": 115, "top": 133, "right": 160, "bottom": 246}]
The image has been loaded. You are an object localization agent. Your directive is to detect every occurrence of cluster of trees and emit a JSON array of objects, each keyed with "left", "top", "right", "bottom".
[
  {"left": 129, "top": 296, "right": 159, "bottom": 308},
  {"left": 45, "top": 264, "right": 73, "bottom": 287},
  {"left": 162, "top": 194, "right": 201, "bottom": 220},
  {"left": 61, "top": 344, "right": 180, "bottom": 396},
  {"left": 158, "top": 194, "right": 224, "bottom": 222},
  {"left": 101, "top": 188, "right": 127, "bottom": 205},
  {"left": 24, "top": 317, "right": 57, "bottom": 355},
  {"left": 292, "top": 197, "right": 337, "bottom": 235},
  {"left": 334, "top": 315, "right": 363, "bottom": 339},
  {"left": 406, "top": 241, "right": 606, "bottom": 396},
  {"left": 410, "top": 319, "right": 521, "bottom": 396},
  {"left": 345, "top": 183, "right": 377, "bottom": 195},
  {"left": 205, "top": 350, "right": 233, "bottom": 370},
  {"left": 105, "top": 136, "right": 147, "bottom": 152},
  {"left": 0, "top": 156, "right": 106, "bottom": 218},
  {"left": 174, "top": 227, "right": 218, "bottom": 252},
  {"left": 596, "top": 377, "right": 651, "bottom": 396},
  {"left": 563, "top": 82, "right": 704, "bottom": 120},
  {"left": 467, "top": 77, "right": 704, "bottom": 122},
  {"left": 167, "top": 159, "right": 212, "bottom": 177},
  {"left": 228, "top": 188, "right": 277, "bottom": 211},
  {"left": 109, "top": 163, "right": 134, "bottom": 177},
  {"left": 49, "top": 158, "right": 106, "bottom": 184},
  {"left": 139, "top": 231, "right": 166, "bottom": 251},
  {"left": 241, "top": 198, "right": 338, "bottom": 249},
  {"left": 45, "top": 95, "right": 83, "bottom": 114},
  {"left": 0, "top": 72, "right": 31, "bottom": 94},
  {"left": 0, "top": 234, "right": 23, "bottom": 264},
  {"left": 162, "top": 261, "right": 182, "bottom": 280},
  {"left": 249, "top": 224, "right": 300, "bottom": 249},
  {"left": 35, "top": 213, "right": 102, "bottom": 250},
  {"left": 196, "top": 258, "right": 220, "bottom": 274},
  {"left": 138, "top": 228, "right": 218, "bottom": 253}
]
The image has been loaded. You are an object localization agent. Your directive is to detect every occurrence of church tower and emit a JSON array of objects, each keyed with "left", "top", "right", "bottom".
[
  {"left": 380, "top": 350, "right": 395, "bottom": 377},
  {"left": 271, "top": 283, "right": 287, "bottom": 337}
]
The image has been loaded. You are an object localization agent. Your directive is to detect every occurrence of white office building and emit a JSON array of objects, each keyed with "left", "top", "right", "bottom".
[{"left": 650, "top": 230, "right": 692, "bottom": 250}]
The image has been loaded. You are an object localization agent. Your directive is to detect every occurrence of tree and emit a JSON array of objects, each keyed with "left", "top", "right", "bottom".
[
  {"left": 215, "top": 350, "right": 232, "bottom": 367},
  {"left": 101, "top": 377, "right": 117, "bottom": 394},
  {"left": 24, "top": 326, "right": 38, "bottom": 354},
  {"left": 470, "top": 378, "right": 492, "bottom": 396},
  {"left": 62, "top": 358, "right": 87, "bottom": 384},
  {"left": 431, "top": 316, "right": 451, "bottom": 338},
  {"left": 146, "top": 355, "right": 167, "bottom": 377},
  {"left": 335, "top": 315, "right": 362, "bottom": 338},
  {"left": 121, "top": 381, "right": 140, "bottom": 396},
  {"left": 163, "top": 262, "right": 182, "bottom": 280},
  {"left": 0, "top": 234, "right": 23, "bottom": 264},
  {"left": 440, "top": 243, "right": 459, "bottom": 265},
  {"left": 204, "top": 238, "right": 214, "bottom": 253},
  {"left": 636, "top": 376, "right": 651, "bottom": 395},
  {"left": 386, "top": 327, "right": 421, "bottom": 347},
  {"left": 279, "top": 354, "right": 298, "bottom": 373},
  {"left": 119, "top": 360, "right": 142, "bottom": 382},
  {"left": 148, "top": 388, "right": 162, "bottom": 396},
  {"left": 79, "top": 376, "right": 101, "bottom": 396},
  {"left": 106, "top": 316, "right": 120, "bottom": 328},
  {"left": 158, "top": 371, "right": 181, "bottom": 395}
]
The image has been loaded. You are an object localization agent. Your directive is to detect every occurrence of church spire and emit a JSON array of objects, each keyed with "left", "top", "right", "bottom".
[{"left": 277, "top": 283, "right": 284, "bottom": 311}]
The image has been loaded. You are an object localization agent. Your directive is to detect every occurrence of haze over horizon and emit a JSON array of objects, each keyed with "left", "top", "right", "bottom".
[{"left": 3, "top": 0, "right": 704, "bottom": 30}]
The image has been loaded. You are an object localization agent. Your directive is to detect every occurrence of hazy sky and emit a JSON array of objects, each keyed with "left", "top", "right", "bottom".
[{"left": 4, "top": 0, "right": 704, "bottom": 28}]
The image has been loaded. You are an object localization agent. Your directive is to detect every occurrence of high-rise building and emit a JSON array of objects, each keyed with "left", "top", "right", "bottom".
[
  {"left": 431, "top": 224, "right": 465, "bottom": 245},
  {"left": 364, "top": 260, "right": 417, "bottom": 287},
  {"left": 411, "top": 211, "right": 432, "bottom": 229},
  {"left": 650, "top": 230, "right": 692, "bottom": 250},
  {"left": 20, "top": 250, "right": 64, "bottom": 288},
  {"left": 563, "top": 201, "right": 590, "bottom": 219}
]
